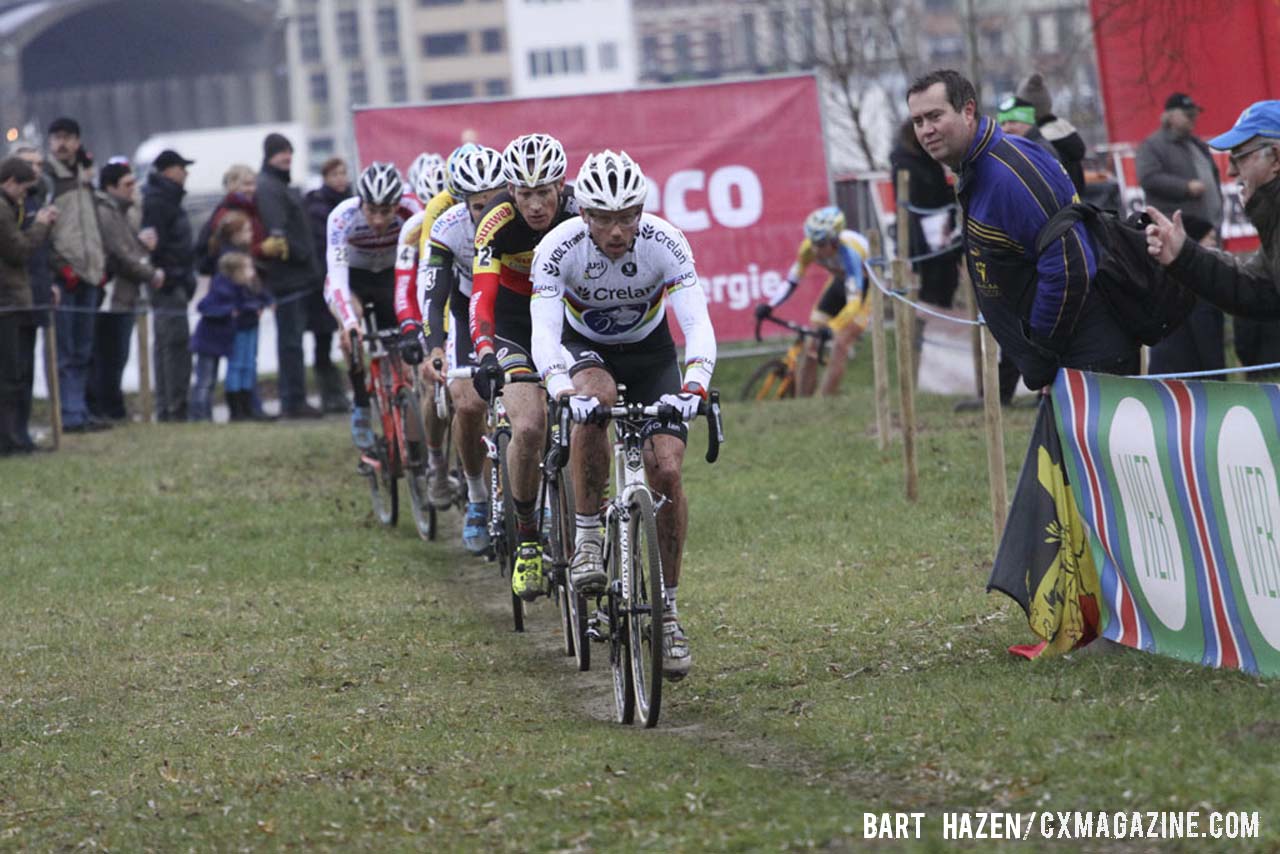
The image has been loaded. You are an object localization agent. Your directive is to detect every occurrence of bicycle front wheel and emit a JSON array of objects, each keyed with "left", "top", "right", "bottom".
[
  {"left": 626, "top": 489, "right": 664, "bottom": 727},
  {"left": 740, "top": 357, "right": 790, "bottom": 402},
  {"left": 496, "top": 430, "right": 524, "bottom": 633},
  {"left": 606, "top": 512, "right": 634, "bottom": 724},
  {"left": 398, "top": 389, "right": 435, "bottom": 541},
  {"left": 549, "top": 471, "right": 578, "bottom": 660},
  {"left": 367, "top": 385, "right": 399, "bottom": 527}
]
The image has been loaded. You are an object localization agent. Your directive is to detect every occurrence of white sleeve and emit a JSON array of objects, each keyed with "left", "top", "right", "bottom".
[
  {"left": 324, "top": 204, "right": 356, "bottom": 330},
  {"left": 663, "top": 236, "right": 716, "bottom": 389},
  {"left": 530, "top": 248, "right": 572, "bottom": 399}
]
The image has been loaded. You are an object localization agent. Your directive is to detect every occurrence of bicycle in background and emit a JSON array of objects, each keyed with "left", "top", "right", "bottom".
[{"left": 740, "top": 312, "right": 832, "bottom": 401}]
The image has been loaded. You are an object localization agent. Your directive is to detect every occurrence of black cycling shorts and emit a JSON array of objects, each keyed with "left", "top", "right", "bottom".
[
  {"left": 562, "top": 321, "right": 687, "bottom": 443},
  {"left": 492, "top": 286, "right": 535, "bottom": 374},
  {"left": 350, "top": 267, "right": 397, "bottom": 332},
  {"left": 813, "top": 275, "right": 848, "bottom": 319}
]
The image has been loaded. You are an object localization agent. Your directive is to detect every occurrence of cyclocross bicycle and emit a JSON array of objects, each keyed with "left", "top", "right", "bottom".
[
  {"left": 740, "top": 313, "right": 832, "bottom": 401},
  {"left": 556, "top": 388, "right": 723, "bottom": 728},
  {"left": 346, "top": 313, "right": 425, "bottom": 535}
]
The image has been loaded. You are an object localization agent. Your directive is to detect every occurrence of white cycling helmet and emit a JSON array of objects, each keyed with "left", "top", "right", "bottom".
[
  {"left": 574, "top": 149, "right": 648, "bottom": 211},
  {"left": 449, "top": 145, "right": 506, "bottom": 196},
  {"left": 409, "top": 152, "right": 447, "bottom": 201},
  {"left": 357, "top": 162, "right": 403, "bottom": 206},
  {"left": 804, "top": 206, "right": 846, "bottom": 243},
  {"left": 501, "top": 133, "right": 567, "bottom": 188}
]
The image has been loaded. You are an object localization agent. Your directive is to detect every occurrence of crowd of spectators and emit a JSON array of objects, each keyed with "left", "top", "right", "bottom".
[{"left": 0, "top": 116, "right": 353, "bottom": 455}]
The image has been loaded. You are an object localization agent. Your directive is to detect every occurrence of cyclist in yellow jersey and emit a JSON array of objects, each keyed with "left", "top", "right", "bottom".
[{"left": 754, "top": 206, "right": 869, "bottom": 396}]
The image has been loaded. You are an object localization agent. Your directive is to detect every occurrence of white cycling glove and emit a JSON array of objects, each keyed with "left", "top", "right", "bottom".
[
  {"left": 568, "top": 394, "right": 602, "bottom": 424},
  {"left": 660, "top": 392, "right": 701, "bottom": 422}
]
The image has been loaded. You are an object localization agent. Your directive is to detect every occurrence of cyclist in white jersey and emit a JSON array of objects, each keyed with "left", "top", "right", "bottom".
[
  {"left": 324, "top": 162, "right": 422, "bottom": 449},
  {"left": 530, "top": 150, "right": 716, "bottom": 680},
  {"left": 399, "top": 145, "right": 507, "bottom": 554}
]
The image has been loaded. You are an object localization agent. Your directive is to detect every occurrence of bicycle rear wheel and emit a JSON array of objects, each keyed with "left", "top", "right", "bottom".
[
  {"left": 626, "top": 489, "right": 664, "bottom": 727},
  {"left": 740, "top": 357, "right": 791, "bottom": 402},
  {"left": 398, "top": 389, "right": 435, "bottom": 541},
  {"left": 367, "top": 383, "right": 399, "bottom": 527},
  {"left": 606, "top": 512, "right": 634, "bottom": 724},
  {"left": 496, "top": 430, "right": 524, "bottom": 633}
]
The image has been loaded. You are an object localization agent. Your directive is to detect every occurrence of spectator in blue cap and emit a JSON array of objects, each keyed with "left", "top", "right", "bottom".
[{"left": 1146, "top": 100, "right": 1280, "bottom": 317}]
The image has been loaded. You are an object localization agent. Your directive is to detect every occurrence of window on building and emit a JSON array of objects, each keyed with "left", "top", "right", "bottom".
[
  {"left": 309, "top": 71, "right": 328, "bottom": 102},
  {"left": 674, "top": 33, "right": 693, "bottom": 76},
  {"left": 798, "top": 7, "right": 816, "bottom": 66},
  {"left": 423, "top": 32, "right": 469, "bottom": 57},
  {"left": 485, "top": 78, "right": 507, "bottom": 96},
  {"left": 299, "top": 13, "right": 321, "bottom": 62},
  {"left": 1037, "top": 13, "right": 1059, "bottom": 52},
  {"left": 481, "top": 28, "right": 503, "bottom": 53},
  {"left": 349, "top": 67, "right": 368, "bottom": 105},
  {"left": 599, "top": 41, "right": 618, "bottom": 71},
  {"left": 336, "top": 9, "right": 360, "bottom": 58},
  {"left": 741, "top": 12, "right": 758, "bottom": 69},
  {"left": 427, "top": 81, "right": 475, "bottom": 100},
  {"left": 388, "top": 66, "right": 408, "bottom": 103},
  {"left": 771, "top": 8, "right": 787, "bottom": 68},
  {"left": 528, "top": 46, "right": 586, "bottom": 77},
  {"left": 419, "top": 0, "right": 464, "bottom": 5},
  {"left": 568, "top": 45, "right": 585, "bottom": 73},
  {"left": 704, "top": 32, "right": 723, "bottom": 76},
  {"left": 641, "top": 35, "right": 661, "bottom": 77},
  {"left": 376, "top": 6, "right": 399, "bottom": 56}
]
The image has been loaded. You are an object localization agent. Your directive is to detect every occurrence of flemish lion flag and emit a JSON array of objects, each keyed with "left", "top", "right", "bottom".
[{"left": 988, "top": 397, "right": 1102, "bottom": 657}]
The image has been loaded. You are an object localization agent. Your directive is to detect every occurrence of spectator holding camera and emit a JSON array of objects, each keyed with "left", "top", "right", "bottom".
[{"left": 0, "top": 156, "right": 58, "bottom": 454}]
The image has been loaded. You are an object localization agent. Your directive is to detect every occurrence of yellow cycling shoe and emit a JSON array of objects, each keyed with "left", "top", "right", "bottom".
[{"left": 511, "top": 541, "right": 546, "bottom": 602}]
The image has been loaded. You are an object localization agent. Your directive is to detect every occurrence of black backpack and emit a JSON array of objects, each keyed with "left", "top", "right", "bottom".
[{"left": 1035, "top": 202, "right": 1196, "bottom": 346}]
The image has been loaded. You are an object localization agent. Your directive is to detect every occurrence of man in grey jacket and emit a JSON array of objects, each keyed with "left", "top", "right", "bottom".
[
  {"left": 1137, "top": 93, "right": 1224, "bottom": 227},
  {"left": 256, "top": 132, "right": 322, "bottom": 418},
  {"left": 91, "top": 161, "right": 162, "bottom": 421},
  {"left": 1146, "top": 101, "right": 1280, "bottom": 320},
  {"left": 44, "top": 116, "right": 109, "bottom": 432}
]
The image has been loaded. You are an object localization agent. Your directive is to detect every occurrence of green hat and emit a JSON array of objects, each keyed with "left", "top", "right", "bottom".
[{"left": 997, "top": 96, "right": 1037, "bottom": 126}]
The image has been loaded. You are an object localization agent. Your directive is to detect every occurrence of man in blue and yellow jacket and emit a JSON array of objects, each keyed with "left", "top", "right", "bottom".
[{"left": 907, "top": 69, "right": 1137, "bottom": 390}]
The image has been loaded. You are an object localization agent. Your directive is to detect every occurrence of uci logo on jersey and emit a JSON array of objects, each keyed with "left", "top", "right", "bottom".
[
  {"left": 584, "top": 260, "right": 608, "bottom": 280},
  {"left": 582, "top": 303, "right": 646, "bottom": 336}
]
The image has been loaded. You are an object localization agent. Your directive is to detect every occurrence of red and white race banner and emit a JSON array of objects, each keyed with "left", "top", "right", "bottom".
[{"left": 353, "top": 75, "right": 830, "bottom": 342}]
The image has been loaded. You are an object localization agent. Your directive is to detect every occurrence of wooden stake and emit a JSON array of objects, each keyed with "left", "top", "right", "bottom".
[
  {"left": 44, "top": 310, "right": 61, "bottom": 449},
  {"left": 981, "top": 325, "right": 1008, "bottom": 550},
  {"left": 896, "top": 257, "right": 916, "bottom": 504},
  {"left": 135, "top": 308, "right": 154, "bottom": 423},
  {"left": 868, "top": 231, "right": 890, "bottom": 451}
]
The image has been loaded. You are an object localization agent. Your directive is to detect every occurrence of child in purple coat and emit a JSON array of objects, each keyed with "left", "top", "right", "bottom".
[{"left": 188, "top": 250, "right": 270, "bottom": 421}]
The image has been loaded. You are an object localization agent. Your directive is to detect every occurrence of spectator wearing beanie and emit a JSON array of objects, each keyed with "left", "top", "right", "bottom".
[
  {"left": 1147, "top": 214, "right": 1226, "bottom": 375},
  {"left": 1016, "top": 73, "right": 1088, "bottom": 195},
  {"left": 44, "top": 116, "right": 109, "bottom": 432},
  {"left": 304, "top": 156, "right": 352, "bottom": 413},
  {"left": 256, "top": 132, "right": 322, "bottom": 418},
  {"left": 91, "top": 160, "right": 162, "bottom": 421}
]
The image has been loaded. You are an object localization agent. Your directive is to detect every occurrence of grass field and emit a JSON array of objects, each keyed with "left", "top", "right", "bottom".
[{"left": 1, "top": 346, "right": 1277, "bottom": 852}]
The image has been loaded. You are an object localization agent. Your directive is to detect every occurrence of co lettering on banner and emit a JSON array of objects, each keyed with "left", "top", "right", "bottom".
[{"left": 644, "top": 166, "right": 763, "bottom": 233}]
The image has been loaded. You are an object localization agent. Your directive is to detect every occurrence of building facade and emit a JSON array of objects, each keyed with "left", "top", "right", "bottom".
[{"left": 506, "top": 0, "right": 636, "bottom": 98}]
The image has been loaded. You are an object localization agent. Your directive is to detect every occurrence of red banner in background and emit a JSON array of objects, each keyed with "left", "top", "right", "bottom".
[{"left": 352, "top": 75, "right": 831, "bottom": 343}]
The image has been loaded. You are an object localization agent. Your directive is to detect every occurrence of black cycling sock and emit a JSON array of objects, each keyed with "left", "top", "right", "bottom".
[{"left": 514, "top": 497, "right": 538, "bottom": 542}]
